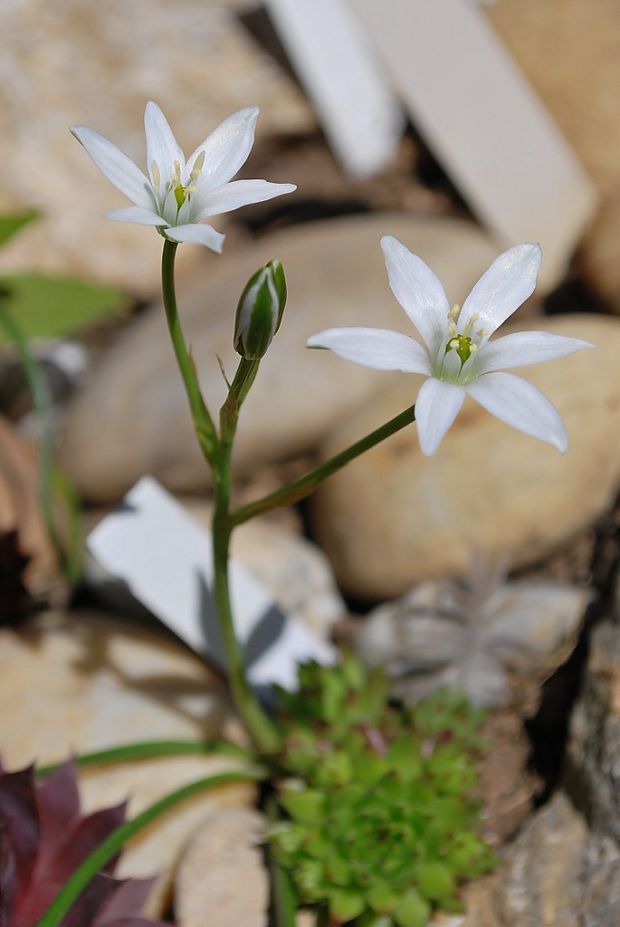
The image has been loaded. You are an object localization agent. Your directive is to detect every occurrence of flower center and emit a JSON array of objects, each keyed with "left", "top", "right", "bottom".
[
  {"left": 445, "top": 332, "right": 475, "bottom": 365},
  {"left": 152, "top": 152, "right": 206, "bottom": 211},
  {"left": 438, "top": 305, "right": 487, "bottom": 382}
]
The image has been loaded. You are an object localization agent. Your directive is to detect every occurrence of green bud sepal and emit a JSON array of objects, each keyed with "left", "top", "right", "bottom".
[{"left": 234, "top": 259, "right": 287, "bottom": 359}]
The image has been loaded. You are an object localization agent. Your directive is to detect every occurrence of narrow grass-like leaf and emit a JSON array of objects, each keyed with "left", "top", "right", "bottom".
[{"left": 36, "top": 739, "right": 254, "bottom": 779}]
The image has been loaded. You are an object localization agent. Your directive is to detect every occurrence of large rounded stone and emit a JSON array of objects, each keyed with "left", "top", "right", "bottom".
[
  {"left": 489, "top": 0, "right": 620, "bottom": 195},
  {"left": 175, "top": 809, "right": 268, "bottom": 927},
  {"left": 58, "top": 214, "right": 503, "bottom": 501},
  {"left": 310, "top": 315, "right": 620, "bottom": 599},
  {"left": 0, "top": 0, "right": 312, "bottom": 291},
  {"left": 580, "top": 189, "right": 620, "bottom": 313}
]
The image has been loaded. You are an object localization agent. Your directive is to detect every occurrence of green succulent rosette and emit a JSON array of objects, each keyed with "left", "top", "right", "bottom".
[{"left": 268, "top": 657, "right": 497, "bottom": 926}]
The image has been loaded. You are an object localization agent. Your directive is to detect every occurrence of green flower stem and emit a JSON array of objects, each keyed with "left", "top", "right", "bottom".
[
  {"left": 266, "top": 799, "right": 298, "bottom": 927},
  {"left": 0, "top": 302, "right": 79, "bottom": 581},
  {"left": 35, "top": 767, "right": 267, "bottom": 927},
  {"left": 35, "top": 738, "right": 254, "bottom": 778},
  {"left": 229, "top": 404, "right": 416, "bottom": 526},
  {"left": 161, "top": 239, "right": 218, "bottom": 470},
  {"left": 161, "top": 239, "right": 278, "bottom": 755},
  {"left": 270, "top": 861, "right": 297, "bottom": 927},
  {"left": 213, "top": 356, "right": 282, "bottom": 755}
]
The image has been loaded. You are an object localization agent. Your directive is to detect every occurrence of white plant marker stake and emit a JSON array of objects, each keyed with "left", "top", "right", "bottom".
[
  {"left": 87, "top": 477, "right": 335, "bottom": 691},
  {"left": 265, "top": 0, "right": 404, "bottom": 177},
  {"left": 346, "top": 0, "right": 597, "bottom": 288}
]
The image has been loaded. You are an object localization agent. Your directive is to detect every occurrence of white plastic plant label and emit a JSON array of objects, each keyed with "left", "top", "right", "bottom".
[
  {"left": 265, "top": 0, "right": 403, "bottom": 178},
  {"left": 87, "top": 476, "right": 336, "bottom": 691},
  {"left": 347, "top": 0, "right": 596, "bottom": 289}
]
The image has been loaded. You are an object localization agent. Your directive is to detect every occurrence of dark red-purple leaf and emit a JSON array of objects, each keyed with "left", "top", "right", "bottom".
[
  {"left": 53, "top": 801, "right": 127, "bottom": 879},
  {"left": 0, "top": 767, "right": 39, "bottom": 915},
  {"left": 36, "top": 763, "right": 80, "bottom": 854},
  {"left": 1, "top": 827, "right": 16, "bottom": 927},
  {"left": 14, "top": 803, "right": 127, "bottom": 926},
  {"left": 104, "top": 919, "right": 170, "bottom": 927},
  {"left": 0, "top": 763, "right": 171, "bottom": 927},
  {"left": 92, "top": 879, "right": 156, "bottom": 926},
  {"left": 60, "top": 873, "right": 122, "bottom": 927}
]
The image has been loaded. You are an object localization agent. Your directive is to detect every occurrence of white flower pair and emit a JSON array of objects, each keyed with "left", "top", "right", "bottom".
[{"left": 72, "top": 103, "right": 591, "bottom": 455}]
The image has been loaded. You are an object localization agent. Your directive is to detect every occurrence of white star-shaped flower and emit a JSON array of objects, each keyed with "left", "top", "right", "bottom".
[
  {"left": 308, "top": 236, "right": 593, "bottom": 455},
  {"left": 71, "top": 102, "right": 296, "bottom": 253}
]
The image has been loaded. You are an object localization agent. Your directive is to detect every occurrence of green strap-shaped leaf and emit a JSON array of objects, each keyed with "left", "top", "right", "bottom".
[
  {"left": 0, "top": 272, "right": 127, "bottom": 342},
  {"left": 0, "top": 210, "right": 38, "bottom": 249}
]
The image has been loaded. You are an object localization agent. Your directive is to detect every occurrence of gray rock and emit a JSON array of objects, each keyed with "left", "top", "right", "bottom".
[
  {"left": 356, "top": 570, "right": 588, "bottom": 708},
  {"left": 427, "top": 792, "right": 620, "bottom": 926},
  {"left": 59, "top": 214, "right": 501, "bottom": 501},
  {"left": 311, "top": 314, "right": 620, "bottom": 598},
  {"left": 497, "top": 794, "right": 588, "bottom": 926},
  {"left": 482, "top": 615, "right": 620, "bottom": 925},
  {"left": 568, "top": 620, "right": 620, "bottom": 842},
  {"left": 491, "top": 793, "right": 620, "bottom": 927},
  {"left": 582, "top": 833, "right": 620, "bottom": 926}
]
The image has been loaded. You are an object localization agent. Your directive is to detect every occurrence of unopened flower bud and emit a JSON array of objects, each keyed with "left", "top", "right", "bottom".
[{"left": 234, "top": 260, "right": 287, "bottom": 359}]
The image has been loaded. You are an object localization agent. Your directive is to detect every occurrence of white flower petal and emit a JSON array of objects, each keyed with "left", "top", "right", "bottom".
[
  {"left": 381, "top": 236, "right": 451, "bottom": 354},
  {"left": 176, "top": 196, "right": 193, "bottom": 226},
  {"left": 106, "top": 206, "right": 166, "bottom": 226},
  {"left": 144, "top": 101, "right": 185, "bottom": 189},
  {"left": 161, "top": 188, "right": 180, "bottom": 226},
  {"left": 194, "top": 179, "right": 296, "bottom": 219},
  {"left": 165, "top": 223, "right": 225, "bottom": 253},
  {"left": 466, "top": 371, "right": 568, "bottom": 452},
  {"left": 415, "top": 378, "right": 465, "bottom": 455},
  {"left": 475, "top": 331, "right": 594, "bottom": 375},
  {"left": 459, "top": 243, "right": 541, "bottom": 336},
  {"left": 187, "top": 107, "right": 260, "bottom": 192},
  {"left": 70, "top": 125, "right": 153, "bottom": 208},
  {"left": 307, "top": 327, "right": 432, "bottom": 374}
]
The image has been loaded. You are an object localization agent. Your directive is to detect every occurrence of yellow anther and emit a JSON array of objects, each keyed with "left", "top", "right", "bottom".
[
  {"left": 190, "top": 151, "right": 206, "bottom": 182},
  {"left": 172, "top": 159, "right": 190, "bottom": 209},
  {"left": 470, "top": 343, "right": 478, "bottom": 353},
  {"left": 449, "top": 304, "right": 460, "bottom": 320}
]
